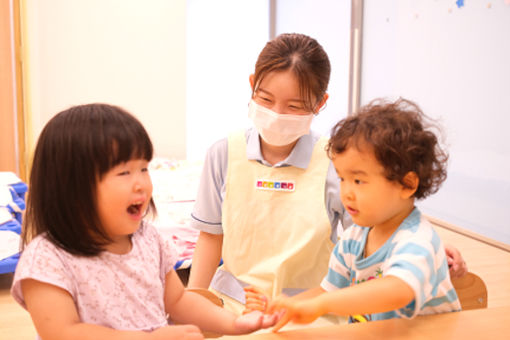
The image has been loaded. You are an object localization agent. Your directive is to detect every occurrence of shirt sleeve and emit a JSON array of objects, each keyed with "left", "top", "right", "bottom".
[
  {"left": 320, "top": 242, "right": 352, "bottom": 291},
  {"left": 189, "top": 138, "right": 228, "bottom": 235},
  {"left": 11, "top": 237, "right": 75, "bottom": 310},
  {"left": 383, "top": 236, "right": 441, "bottom": 319},
  {"left": 150, "top": 224, "right": 179, "bottom": 278}
]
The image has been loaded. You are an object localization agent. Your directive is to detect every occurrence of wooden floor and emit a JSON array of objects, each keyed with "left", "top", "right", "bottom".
[
  {"left": 1, "top": 225, "right": 509, "bottom": 340},
  {"left": 0, "top": 272, "right": 36, "bottom": 340}
]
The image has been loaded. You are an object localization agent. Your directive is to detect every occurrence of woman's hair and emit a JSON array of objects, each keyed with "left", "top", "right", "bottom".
[
  {"left": 23, "top": 103, "right": 155, "bottom": 256},
  {"left": 327, "top": 98, "right": 448, "bottom": 199},
  {"left": 252, "top": 33, "right": 331, "bottom": 112}
]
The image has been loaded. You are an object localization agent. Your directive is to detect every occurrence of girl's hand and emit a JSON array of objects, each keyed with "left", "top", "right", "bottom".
[
  {"left": 150, "top": 325, "right": 204, "bottom": 340},
  {"left": 233, "top": 310, "right": 279, "bottom": 334},
  {"left": 243, "top": 286, "right": 269, "bottom": 314},
  {"left": 267, "top": 296, "right": 323, "bottom": 332},
  {"left": 445, "top": 244, "right": 468, "bottom": 278}
]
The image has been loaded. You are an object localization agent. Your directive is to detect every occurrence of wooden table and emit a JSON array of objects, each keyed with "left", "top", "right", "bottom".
[{"left": 220, "top": 306, "right": 510, "bottom": 339}]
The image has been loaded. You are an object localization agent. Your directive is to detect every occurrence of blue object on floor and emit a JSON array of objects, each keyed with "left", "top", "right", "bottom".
[{"left": 0, "top": 219, "right": 22, "bottom": 274}]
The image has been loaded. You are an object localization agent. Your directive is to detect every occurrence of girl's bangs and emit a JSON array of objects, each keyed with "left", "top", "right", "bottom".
[{"left": 97, "top": 119, "right": 153, "bottom": 176}]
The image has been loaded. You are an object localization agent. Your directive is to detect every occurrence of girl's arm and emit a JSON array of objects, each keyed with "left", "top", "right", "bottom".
[
  {"left": 268, "top": 276, "right": 414, "bottom": 332},
  {"left": 165, "top": 270, "right": 277, "bottom": 335},
  {"left": 21, "top": 279, "right": 203, "bottom": 340},
  {"left": 187, "top": 231, "right": 223, "bottom": 288}
]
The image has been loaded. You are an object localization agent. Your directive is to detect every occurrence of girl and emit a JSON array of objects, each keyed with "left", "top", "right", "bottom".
[
  {"left": 188, "top": 32, "right": 466, "bottom": 315},
  {"left": 267, "top": 98, "right": 461, "bottom": 331},
  {"left": 11, "top": 104, "right": 277, "bottom": 340}
]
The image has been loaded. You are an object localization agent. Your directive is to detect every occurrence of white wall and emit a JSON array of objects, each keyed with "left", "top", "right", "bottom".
[
  {"left": 186, "top": 0, "right": 269, "bottom": 161},
  {"left": 23, "top": 0, "right": 351, "bottom": 163},
  {"left": 23, "top": 0, "right": 186, "bottom": 159},
  {"left": 185, "top": 0, "right": 352, "bottom": 161},
  {"left": 361, "top": 0, "right": 510, "bottom": 244}
]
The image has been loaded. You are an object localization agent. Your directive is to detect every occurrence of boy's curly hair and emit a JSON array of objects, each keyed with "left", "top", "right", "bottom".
[{"left": 327, "top": 98, "right": 448, "bottom": 199}]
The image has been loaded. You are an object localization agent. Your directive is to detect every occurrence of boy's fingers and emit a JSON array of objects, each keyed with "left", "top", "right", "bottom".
[
  {"left": 261, "top": 313, "right": 278, "bottom": 327},
  {"left": 266, "top": 298, "right": 284, "bottom": 314},
  {"left": 272, "top": 311, "right": 291, "bottom": 333},
  {"left": 266, "top": 303, "right": 274, "bottom": 314}
]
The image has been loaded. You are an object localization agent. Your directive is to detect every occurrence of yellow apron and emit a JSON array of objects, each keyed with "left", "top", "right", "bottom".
[{"left": 211, "top": 131, "right": 334, "bottom": 311}]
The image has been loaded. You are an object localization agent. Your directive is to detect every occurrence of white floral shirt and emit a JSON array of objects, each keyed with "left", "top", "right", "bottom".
[{"left": 11, "top": 221, "right": 177, "bottom": 332}]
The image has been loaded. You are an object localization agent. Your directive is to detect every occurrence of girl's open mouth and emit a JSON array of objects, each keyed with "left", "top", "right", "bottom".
[{"left": 127, "top": 203, "right": 143, "bottom": 216}]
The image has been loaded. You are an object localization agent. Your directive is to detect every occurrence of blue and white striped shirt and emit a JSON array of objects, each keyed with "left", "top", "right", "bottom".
[{"left": 321, "top": 208, "right": 461, "bottom": 321}]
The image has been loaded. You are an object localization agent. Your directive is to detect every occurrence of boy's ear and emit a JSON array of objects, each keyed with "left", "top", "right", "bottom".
[{"left": 401, "top": 171, "right": 419, "bottom": 199}]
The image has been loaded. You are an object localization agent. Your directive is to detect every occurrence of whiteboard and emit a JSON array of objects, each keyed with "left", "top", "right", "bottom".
[{"left": 361, "top": 0, "right": 510, "bottom": 244}]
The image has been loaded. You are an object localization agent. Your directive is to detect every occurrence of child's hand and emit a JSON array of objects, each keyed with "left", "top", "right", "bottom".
[
  {"left": 243, "top": 286, "right": 269, "bottom": 314},
  {"left": 267, "top": 296, "right": 323, "bottom": 332},
  {"left": 445, "top": 244, "right": 468, "bottom": 278},
  {"left": 233, "top": 310, "right": 279, "bottom": 334},
  {"left": 150, "top": 325, "right": 204, "bottom": 340}
]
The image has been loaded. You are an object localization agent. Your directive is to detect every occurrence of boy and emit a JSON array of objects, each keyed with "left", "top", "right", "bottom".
[{"left": 267, "top": 98, "right": 461, "bottom": 331}]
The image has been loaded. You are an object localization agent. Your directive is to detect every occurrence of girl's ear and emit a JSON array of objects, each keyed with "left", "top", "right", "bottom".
[
  {"left": 401, "top": 171, "right": 419, "bottom": 199},
  {"left": 315, "top": 93, "right": 329, "bottom": 114},
  {"left": 249, "top": 74, "right": 255, "bottom": 92}
]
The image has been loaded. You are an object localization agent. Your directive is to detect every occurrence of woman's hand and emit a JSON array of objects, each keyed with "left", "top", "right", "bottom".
[
  {"left": 243, "top": 286, "right": 269, "bottom": 314},
  {"left": 445, "top": 244, "right": 468, "bottom": 278}
]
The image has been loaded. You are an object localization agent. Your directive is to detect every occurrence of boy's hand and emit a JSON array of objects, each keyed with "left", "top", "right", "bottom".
[
  {"left": 233, "top": 310, "right": 279, "bottom": 334},
  {"left": 267, "top": 296, "right": 323, "bottom": 332},
  {"left": 243, "top": 286, "right": 269, "bottom": 314}
]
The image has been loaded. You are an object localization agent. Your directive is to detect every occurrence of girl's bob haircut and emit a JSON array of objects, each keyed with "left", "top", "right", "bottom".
[{"left": 23, "top": 103, "right": 155, "bottom": 256}]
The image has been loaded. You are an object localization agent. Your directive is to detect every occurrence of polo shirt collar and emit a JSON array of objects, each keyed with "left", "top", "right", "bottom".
[{"left": 246, "top": 128, "right": 315, "bottom": 169}]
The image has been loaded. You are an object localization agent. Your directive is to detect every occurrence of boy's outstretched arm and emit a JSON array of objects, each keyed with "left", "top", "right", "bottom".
[
  {"left": 165, "top": 270, "right": 278, "bottom": 335},
  {"left": 243, "top": 285, "right": 327, "bottom": 314},
  {"left": 268, "top": 276, "right": 414, "bottom": 332}
]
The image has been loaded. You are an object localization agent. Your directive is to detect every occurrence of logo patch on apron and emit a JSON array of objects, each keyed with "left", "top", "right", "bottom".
[{"left": 255, "top": 179, "right": 295, "bottom": 192}]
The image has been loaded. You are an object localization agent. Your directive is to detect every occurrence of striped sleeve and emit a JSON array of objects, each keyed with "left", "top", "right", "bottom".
[{"left": 383, "top": 226, "right": 454, "bottom": 318}]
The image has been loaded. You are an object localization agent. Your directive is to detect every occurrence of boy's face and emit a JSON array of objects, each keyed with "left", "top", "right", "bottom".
[{"left": 333, "top": 143, "right": 415, "bottom": 231}]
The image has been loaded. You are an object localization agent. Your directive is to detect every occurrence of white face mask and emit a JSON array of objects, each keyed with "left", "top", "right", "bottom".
[{"left": 248, "top": 100, "right": 314, "bottom": 146}]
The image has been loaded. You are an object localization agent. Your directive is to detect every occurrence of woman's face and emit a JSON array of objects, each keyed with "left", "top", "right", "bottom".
[{"left": 251, "top": 70, "right": 314, "bottom": 116}]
